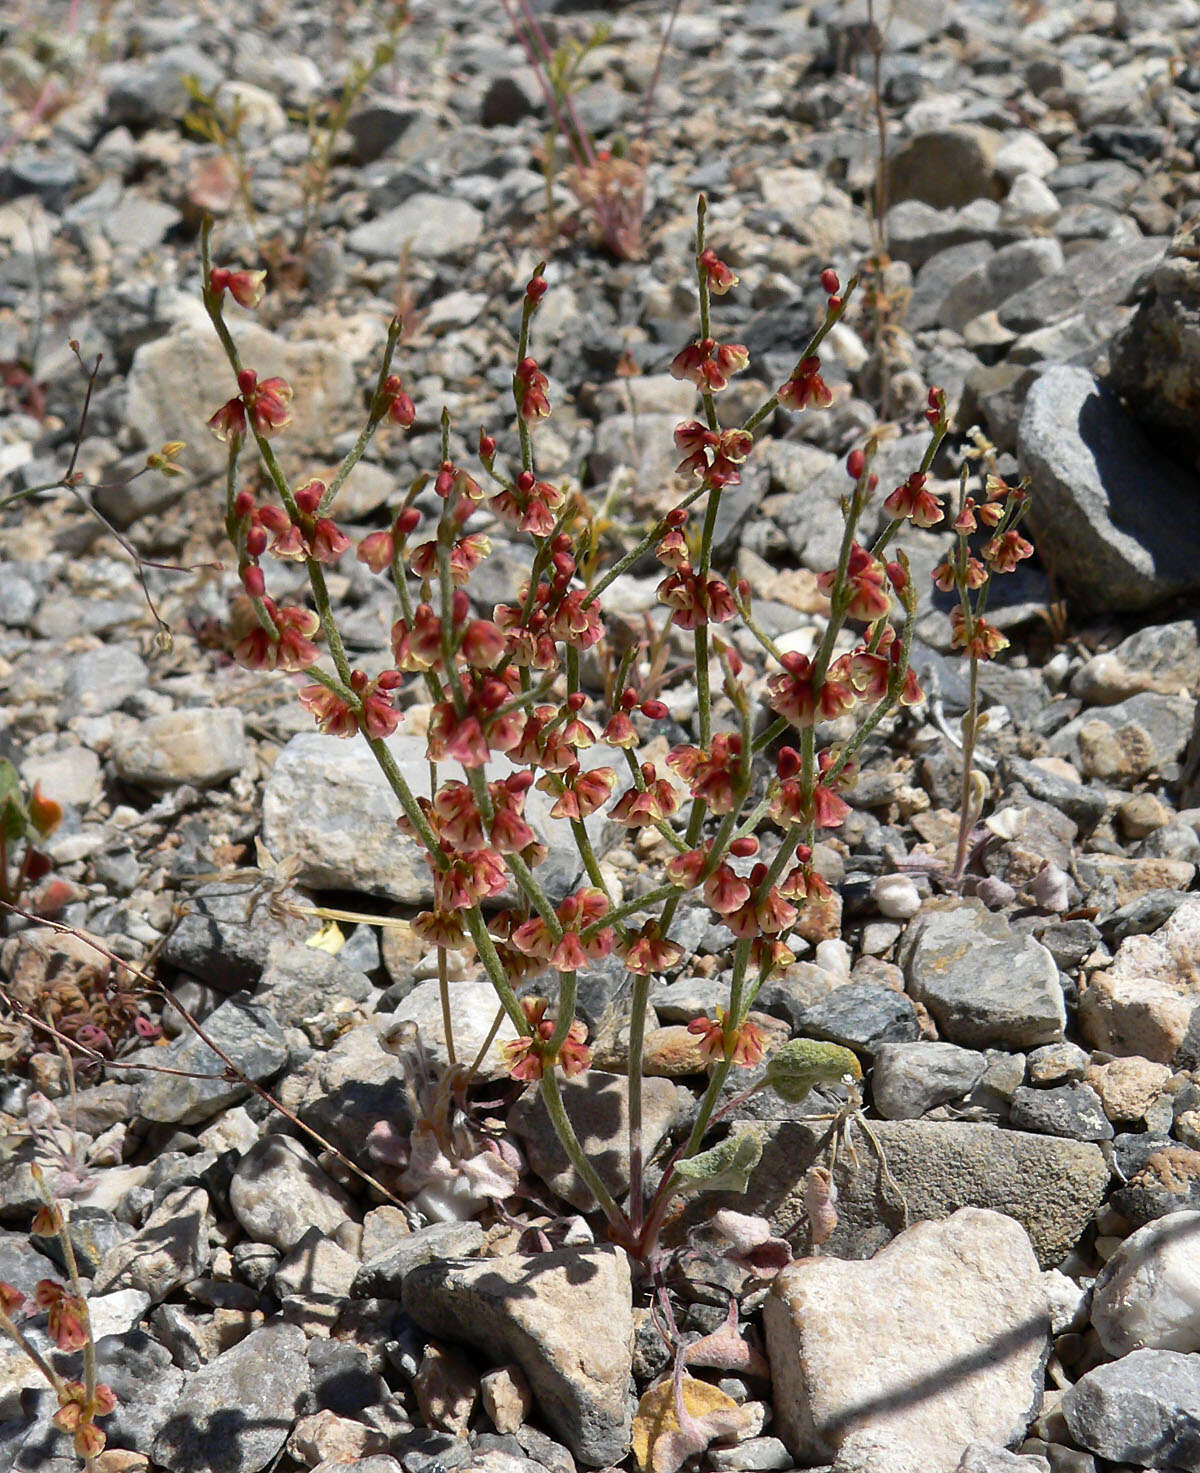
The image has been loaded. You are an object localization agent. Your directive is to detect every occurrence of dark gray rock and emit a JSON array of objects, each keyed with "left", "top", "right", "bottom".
[
  {"left": 152, "top": 1322, "right": 311, "bottom": 1473},
  {"left": 1000, "top": 757, "right": 1108, "bottom": 833},
  {"left": 1009, "top": 1084, "right": 1114, "bottom": 1142},
  {"left": 90, "top": 1330, "right": 185, "bottom": 1454},
  {"left": 999, "top": 235, "right": 1164, "bottom": 333},
  {"left": 132, "top": 996, "right": 287, "bottom": 1126},
  {"left": 1063, "top": 1348, "right": 1200, "bottom": 1469},
  {"left": 1109, "top": 218, "right": 1200, "bottom": 466},
  {"left": 162, "top": 880, "right": 313, "bottom": 991},
  {"left": 0, "top": 1232, "right": 60, "bottom": 1299},
  {"left": 93, "top": 1185, "right": 211, "bottom": 1303},
  {"left": 1017, "top": 365, "right": 1200, "bottom": 613},
  {"left": 354, "top": 1221, "right": 485, "bottom": 1298},
  {"left": 871, "top": 1041, "right": 987, "bottom": 1119},
  {"left": 30, "top": 1207, "right": 134, "bottom": 1279},
  {"left": 794, "top": 981, "right": 921, "bottom": 1056}
]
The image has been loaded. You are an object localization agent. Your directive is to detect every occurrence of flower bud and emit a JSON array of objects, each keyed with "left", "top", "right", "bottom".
[
  {"left": 479, "top": 429, "right": 496, "bottom": 461},
  {"left": 242, "top": 565, "right": 266, "bottom": 598},
  {"left": 526, "top": 274, "right": 548, "bottom": 304},
  {"left": 395, "top": 507, "right": 421, "bottom": 538},
  {"left": 777, "top": 746, "right": 802, "bottom": 779},
  {"left": 295, "top": 479, "right": 324, "bottom": 516},
  {"left": 846, "top": 448, "right": 866, "bottom": 480},
  {"left": 729, "top": 836, "right": 759, "bottom": 857},
  {"left": 886, "top": 560, "right": 907, "bottom": 592},
  {"left": 820, "top": 267, "right": 840, "bottom": 295},
  {"left": 640, "top": 699, "right": 668, "bottom": 719},
  {"left": 245, "top": 525, "right": 268, "bottom": 558}
]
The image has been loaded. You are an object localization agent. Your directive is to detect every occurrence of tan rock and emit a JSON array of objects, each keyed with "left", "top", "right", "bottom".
[
  {"left": 412, "top": 1342, "right": 478, "bottom": 1434},
  {"left": 1079, "top": 898, "right": 1200, "bottom": 1062},
  {"left": 481, "top": 1363, "right": 533, "bottom": 1434},
  {"left": 1116, "top": 793, "right": 1172, "bottom": 841},
  {"left": 763, "top": 1209, "right": 1048, "bottom": 1473},
  {"left": 643, "top": 1025, "right": 710, "bottom": 1077},
  {"left": 288, "top": 1410, "right": 389, "bottom": 1467},
  {"left": 1077, "top": 719, "right": 1156, "bottom": 784},
  {"left": 1085, "top": 1057, "right": 1172, "bottom": 1124},
  {"left": 1087, "top": 855, "right": 1195, "bottom": 910}
]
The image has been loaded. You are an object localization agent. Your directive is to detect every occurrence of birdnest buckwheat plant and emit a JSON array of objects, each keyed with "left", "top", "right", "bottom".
[{"left": 197, "top": 196, "right": 955, "bottom": 1263}]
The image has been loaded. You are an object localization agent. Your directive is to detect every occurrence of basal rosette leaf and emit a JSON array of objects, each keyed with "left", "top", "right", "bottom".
[
  {"left": 762, "top": 1037, "right": 861, "bottom": 1104},
  {"left": 674, "top": 1131, "right": 762, "bottom": 1194}
]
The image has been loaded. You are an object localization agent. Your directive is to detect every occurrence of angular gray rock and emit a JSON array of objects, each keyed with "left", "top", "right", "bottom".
[
  {"left": 347, "top": 194, "right": 484, "bottom": 261},
  {"left": 62, "top": 646, "right": 149, "bottom": 715},
  {"left": 153, "top": 1322, "right": 311, "bottom": 1473},
  {"left": 133, "top": 996, "right": 287, "bottom": 1125},
  {"left": 1017, "top": 365, "right": 1200, "bottom": 612},
  {"left": 93, "top": 1185, "right": 210, "bottom": 1303},
  {"left": 229, "top": 1134, "right": 357, "bottom": 1251},
  {"left": 902, "top": 898, "right": 1066, "bottom": 1049},
  {"left": 112, "top": 707, "right": 248, "bottom": 789},
  {"left": 353, "top": 1221, "right": 484, "bottom": 1298},
  {"left": 872, "top": 1042, "right": 988, "bottom": 1120},
  {"left": 763, "top": 1209, "right": 1048, "bottom": 1473},
  {"left": 262, "top": 732, "right": 609, "bottom": 903},
  {"left": 402, "top": 1244, "right": 634, "bottom": 1466},
  {"left": 1062, "top": 1347, "right": 1200, "bottom": 1470},
  {"left": 509, "top": 1069, "right": 684, "bottom": 1213},
  {"left": 125, "top": 325, "right": 357, "bottom": 483},
  {"left": 1109, "top": 217, "right": 1200, "bottom": 466},
  {"left": 91, "top": 1330, "right": 186, "bottom": 1456},
  {"left": 683, "top": 1118, "right": 1107, "bottom": 1268}
]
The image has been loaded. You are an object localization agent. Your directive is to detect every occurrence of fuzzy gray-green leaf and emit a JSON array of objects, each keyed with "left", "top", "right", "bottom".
[
  {"left": 675, "top": 1132, "right": 763, "bottom": 1194},
  {"left": 763, "top": 1038, "right": 862, "bottom": 1104}
]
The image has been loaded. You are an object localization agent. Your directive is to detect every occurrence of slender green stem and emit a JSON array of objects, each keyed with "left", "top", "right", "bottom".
[
  {"left": 317, "top": 317, "right": 403, "bottom": 516},
  {"left": 538, "top": 1068, "right": 625, "bottom": 1229},
  {"left": 626, "top": 970, "right": 652, "bottom": 1233}
]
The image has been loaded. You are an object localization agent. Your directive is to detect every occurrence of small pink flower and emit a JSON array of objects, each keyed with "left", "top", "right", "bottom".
[
  {"left": 698, "top": 248, "right": 738, "bottom": 295},
  {"left": 951, "top": 608, "right": 1010, "bottom": 661},
  {"left": 983, "top": 529, "right": 1035, "bottom": 574},
  {"left": 623, "top": 921, "right": 684, "bottom": 976},
  {"left": 882, "top": 472, "right": 943, "bottom": 528},
  {"left": 357, "top": 529, "right": 396, "bottom": 574},
  {"left": 515, "top": 357, "right": 551, "bottom": 421},
  {"left": 308, "top": 517, "right": 350, "bottom": 564},
  {"left": 379, "top": 373, "right": 415, "bottom": 427},
  {"left": 298, "top": 682, "right": 358, "bottom": 737},
  {"left": 610, "top": 762, "right": 681, "bottom": 827},
  {"left": 669, "top": 337, "right": 750, "bottom": 392},
  {"left": 207, "top": 396, "right": 246, "bottom": 443},
  {"left": 687, "top": 1009, "right": 766, "bottom": 1068},
  {"left": 777, "top": 355, "right": 833, "bottom": 411},
  {"left": 503, "top": 998, "right": 591, "bottom": 1082},
  {"left": 544, "top": 763, "right": 617, "bottom": 821},
  {"left": 818, "top": 543, "right": 891, "bottom": 623},
  {"left": 235, "top": 369, "right": 292, "bottom": 437},
  {"left": 273, "top": 605, "right": 321, "bottom": 671},
  {"left": 208, "top": 266, "right": 266, "bottom": 309},
  {"left": 35, "top": 1281, "right": 89, "bottom": 1353}
]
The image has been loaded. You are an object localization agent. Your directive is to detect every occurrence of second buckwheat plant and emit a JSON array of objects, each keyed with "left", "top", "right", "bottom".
[{"left": 198, "top": 198, "right": 956, "bottom": 1264}]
